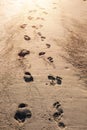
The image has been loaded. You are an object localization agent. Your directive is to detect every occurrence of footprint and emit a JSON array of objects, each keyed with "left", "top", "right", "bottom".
[
  {"left": 47, "top": 57, "right": 54, "bottom": 63},
  {"left": 39, "top": 52, "right": 46, "bottom": 56},
  {"left": 48, "top": 75, "right": 55, "bottom": 80},
  {"left": 42, "top": 11, "right": 48, "bottom": 15},
  {"left": 53, "top": 7, "right": 57, "bottom": 9},
  {"left": 24, "top": 35, "right": 31, "bottom": 41},
  {"left": 36, "top": 17, "right": 41, "bottom": 20},
  {"left": 18, "top": 49, "right": 30, "bottom": 57},
  {"left": 28, "top": 16, "right": 34, "bottom": 20},
  {"left": 18, "top": 103, "right": 28, "bottom": 108},
  {"left": 20, "top": 24, "right": 27, "bottom": 29},
  {"left": 48, "top": 75, "right": 56, "bottom": 85},
  {"left": 14, "top": 109, "right": 32, "bottom": 123},
  {"left": 39, "top": 24, "right": 43, "bottom": 28},
  {"left": 37, "top": 32, "right": 46, "bottom": 41},
  {"left": 41, "top": 18, "right": 45, "bottom": 21},
  {"left": 53, "top": 111, "right": 61, "bottom": 119},
  {"left": 41, "top": 36, "right": 46, "bottom": 41},
  {"left": 29, "top": 10, "right": 37, "bottom": 13},
  {"left": 37, "top": 32, "right": 42, "bottom": 36},
  {"left": 53, "top": 101, "right": 61, "bottom": 109},
  {"left": 58, "top": 122, "right": 66, "bottom": 128},
  {"left": 56, "top": 76, "right": 62, "bottom": 85},
  {"left": 32, "top": 25, "right": 38, "bottom": 29},
  {"left": 24, "top": 72, "right": 34, "bottom": 82},
  {"left": 36, "top": 17, "right": 45, "bottom": 20},
  {"left": 46, "top": 44, "right": 51, "bottom": 48},
  {"left": 48, "top": 75, "right": 62, "bottom": 85}
]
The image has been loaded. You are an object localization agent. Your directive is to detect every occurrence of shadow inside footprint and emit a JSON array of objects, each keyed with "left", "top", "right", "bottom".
[
  {"left": 18, "top": 103, "right": 28, "bottom": 108},
  {"left": 24, "top": 72, "right": 34, "bottom": 82},
  {"left": 58, "top": 122, "right": 66, "bottom": 128},
  {"left": 14, "top": 109, "right": 32, "bottom": 123}
]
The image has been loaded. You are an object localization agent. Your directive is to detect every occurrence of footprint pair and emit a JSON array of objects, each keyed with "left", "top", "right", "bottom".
[
  {"left": 48, "top": 75, "right": 62, "bottom": 85},
  {"left": 14, "top": 103, "right": 32, "bottom": 123}
]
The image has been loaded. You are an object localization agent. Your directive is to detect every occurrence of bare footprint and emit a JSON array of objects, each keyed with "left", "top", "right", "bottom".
[
  {"left": 58, "top": 122, "right": 66, "bottom": 128},
  {"left": 24, "top": 35, "right": 31, "bottom": 41},
  {"left": 20, "top": 24, "right": 27, "bottom": 29},
  {"left": 41, "top": 36, "right": 46, "bottom": 41},
  {"left": 24, "top": 72, "right": 34, "bottom": 82},
  {"left": 39, "top": 52, "right": 46, "bottom": 56},
  {"left": 56, "top": 76, "right": 62, "bottom": 85},
  {"left": 32, "top": 25, "right": 38, "bottom": 29},
  {"left": 18, "top": 49, "right": 30, "bottom": 57},
  {"left": 37, "top": 32, "right": 42, "bottom": 36},
  {"left": 47, "top": 57, "right": 54, "bottom": 63},
  {"left": 48, "top": 75, "right": 56, "bottom": 85},
  {"left": 18, "top": 103, "right": 28, "bottom": 108},
  {"left": 28, "top": 16, "right": 34, "bottom": 20},
  {"left": 14, "top": 109, "right": 32, "bottom": 123},
  {"left": 53, "top": 101, "right": 61, "bottom": 108},
  {"left": 42, "top": 11, "right": 48, "bottom": 15},
  {"left": 46, "top": 44, "right": 51, "bottom": 48}
]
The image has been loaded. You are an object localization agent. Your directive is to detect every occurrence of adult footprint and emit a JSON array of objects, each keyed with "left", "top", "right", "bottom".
[
  {"left": 14, "top": 109, "right": 32, "bottom": 123},
  {"left": 18, "top": 49, "right": 30, "bottom": 57},
  {"left": 24, "top": 72, "right": 34, "bottom": 82}
]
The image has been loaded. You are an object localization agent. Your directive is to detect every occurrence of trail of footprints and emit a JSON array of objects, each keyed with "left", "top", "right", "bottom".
[
  {"left": 13, "top": 8, "right": 66, "bottom": 129},
  {"left": 53, "top": 102, "right": 66, "bottom": 129}
]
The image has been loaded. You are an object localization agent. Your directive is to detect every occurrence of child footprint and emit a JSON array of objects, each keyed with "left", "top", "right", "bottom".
[
  {"left": 47, "top": 57, "right": 54, "bottom": 63},
  {"left": 46, "top": 44, "right": 51, "bottom": 48},
  {"left": 24, "top": 35, "right": 31, "bottom": 41}
]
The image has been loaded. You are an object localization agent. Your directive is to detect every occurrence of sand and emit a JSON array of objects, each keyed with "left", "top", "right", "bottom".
[{"left": 0, "top": 0, "right": 87, "bottom": 130}]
